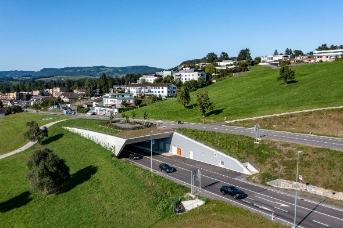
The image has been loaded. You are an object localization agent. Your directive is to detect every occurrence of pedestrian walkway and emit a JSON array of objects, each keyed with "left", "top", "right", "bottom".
[
  {"left": 0, "top": 119, "right": 67, "bottom": 160},
  {"left": 225, "top": 106, "right": 343, "bottom": 123}
]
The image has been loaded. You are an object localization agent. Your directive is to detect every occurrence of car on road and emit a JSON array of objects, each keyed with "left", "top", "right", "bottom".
[
  {"left": 220, "top": 185, "right": 248, "bottom": 199},
  {"left": 129, "top": 153, "right": 142, "bottom": 160},
  {"left": 159, "top": 163, "right": 175, "bottom": 173}
]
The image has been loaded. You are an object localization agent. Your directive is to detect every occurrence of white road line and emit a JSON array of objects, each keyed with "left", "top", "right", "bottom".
[
  {"left": 312, "top": 220, "right": 329, "bottom": 226},
  {"left": 274, "top": 207, "right": 288, "bottom": 212}
]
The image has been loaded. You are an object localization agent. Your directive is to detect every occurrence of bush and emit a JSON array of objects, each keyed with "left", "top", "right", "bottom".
[
  {"left": 4, "top": 105, "right": 23, "bottom": 115},
  {"left": 27, "top": 148, "right": 70, "bottom": 194}
]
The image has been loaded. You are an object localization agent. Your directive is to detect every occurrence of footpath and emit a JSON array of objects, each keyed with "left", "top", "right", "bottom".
[
  {"left": 225, "top": 106, "right": 343, "bottom": 123},
  {"left": 0, "top": 119, "right": 67, "bottom": 160}
]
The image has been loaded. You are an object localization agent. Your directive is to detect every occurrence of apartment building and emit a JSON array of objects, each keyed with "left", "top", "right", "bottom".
[
  {"left": 313, "top": 49, "right": 343, "bottom": 62},
  {"left": 174, "top": 68, "right": 206, "bottom": 83},
  {"left": 124, "top": 83, "right": 177, "bottom": 98}
]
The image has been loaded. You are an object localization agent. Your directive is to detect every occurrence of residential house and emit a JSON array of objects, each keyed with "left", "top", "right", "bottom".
[
  {"left": 138, "top": 74, "right": 158, "bottom": 84},
  {"left": 124, "top": 83, "right": 177, "bottom": 98},
  {"left": 216, "top": 60, "right": 236, "bottom": 66},
  {"left": 174, "top": 68, "right": 206, "bottom": 83},
  {"left": 60, "top": 92, "right": 80, "bottom": 103},
  {"left": 293, "top": 55, "right": 316, "bottom": 64},
  {"left": 313, "top": 49, "right": 343, "bottom": 62},
  {"left": 49, "top": 87, "right": 66, "bottom": 97},
  {"left": 73, "top": 89, "right": 86, "bottom": 98},
  {"left": 102, "top": 93, "right": 134, "bottom": 108}
]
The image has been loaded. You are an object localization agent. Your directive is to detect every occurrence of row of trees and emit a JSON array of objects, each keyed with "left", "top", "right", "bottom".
[{"left": 0, "top": 73, "right": 142, "bottom": 94}]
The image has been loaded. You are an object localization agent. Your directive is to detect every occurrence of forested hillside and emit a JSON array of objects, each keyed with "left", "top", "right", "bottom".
[{"left": 0, "top": 65, "right": 163, "bottom": 78}]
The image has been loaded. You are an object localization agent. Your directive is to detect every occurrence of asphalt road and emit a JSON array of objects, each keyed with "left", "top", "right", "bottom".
[
  {"left": 123, "top": 149, "right": 343, "bottom": 228},
  {"left": 157, "top": 121, "right": 343, "bottom": 151}
]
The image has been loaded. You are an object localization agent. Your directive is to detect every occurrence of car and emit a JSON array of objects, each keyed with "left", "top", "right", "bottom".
[
  {"left": 159, "top": 163, "right": 175, "bottom": 173},
  {"left": 220, "top": 185, "right": 248, "bottom": 199},
  {"left": 86, "top": 111, "right": 95, "bottom": 115},
  {"left": 129, "top": 153, "right": 142, "bottom": 160}
]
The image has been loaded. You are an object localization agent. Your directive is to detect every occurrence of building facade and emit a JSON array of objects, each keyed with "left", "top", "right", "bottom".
[
  {"left": 174, "top": 68, "right": 206, "bottom": 83},
  {"left": 313, "top": 49, "right": 343, "bottom": 62},
  {"left": 124, "top": 83, "right": 177, "bottom": 98}
]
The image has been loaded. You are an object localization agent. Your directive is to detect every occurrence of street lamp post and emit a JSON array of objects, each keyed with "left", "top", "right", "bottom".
[
  {"left": 150, "top": 131, "right": 153, "bottom": 172},
  {"left": 293, "top": 151, "right": 302, "bottom": 228}
]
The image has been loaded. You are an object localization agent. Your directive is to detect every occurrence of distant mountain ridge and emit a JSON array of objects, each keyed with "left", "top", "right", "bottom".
[{"left": 0, "top": 65, "right": 164, "bottom": 78}]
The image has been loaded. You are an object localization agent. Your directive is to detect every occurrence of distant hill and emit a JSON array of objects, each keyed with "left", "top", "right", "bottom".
[{"left": 0, "top": 65, "right": 164, "bottom": 78}]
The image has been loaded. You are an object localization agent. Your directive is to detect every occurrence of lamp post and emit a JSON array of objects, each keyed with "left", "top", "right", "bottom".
[
  {"left": 293, "top": 151, "right": 302, "bottom": 228},
  {"left": 150, "top": 131, "right": 153, "bottom": 172}
]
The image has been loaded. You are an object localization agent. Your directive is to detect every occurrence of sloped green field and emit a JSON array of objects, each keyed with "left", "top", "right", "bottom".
[
  {"left": 0, "top": 118, "right": 285, "bottom": 228},
  {"left": 131, "top": 62, "right": 343, "bottom": 123}
]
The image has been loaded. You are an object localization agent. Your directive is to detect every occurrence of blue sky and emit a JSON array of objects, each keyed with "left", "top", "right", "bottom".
[{"left": 1, "top": 0, "right": 342, "bottom": 71}]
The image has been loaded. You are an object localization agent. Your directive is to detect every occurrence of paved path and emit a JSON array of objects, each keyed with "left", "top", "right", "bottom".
[
  {"left": 225, "top": 106, "right": 343, "bottom": 123},
  {"left": 0, "top": 119, "right": 67, "bottom": 160}
]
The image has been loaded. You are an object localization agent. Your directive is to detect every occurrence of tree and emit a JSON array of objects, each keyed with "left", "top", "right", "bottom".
[
  {"left": 274, "top": 50, "right": 279, "bottom": 55},
  {"left": 219, "top": 52, "right": 229, "bottom": 61},
  {"left": 121, "top": 99, "right": 127, "bottom": 107},
  {"left": 27, "top": 148, "right": 70, "bottom": 194},
  {"left": 293, "top": 50, "right": 304, "bottom": 57},
  {"left": 109, "top": 111, "right": 114, "bottom": 123},
  {"left": 23, "top": 121, "right": 48, "bottom": 145},
  {"left": 237, "top": 48, "right": 251, "bottom": 61},
  {"left": 205, "top": 63, "right": 215, "bottom": 76},
  {"left": 85, "top": 78, "right": 97, "bottom": 97},
  {"left": 206, "top": 52, "right": 218, "bottom": 63},
  {"left": 143, "top": 111, "right": 148, "bottom": 120},
  {"left": 0, "top": 100, "right": 3, "bottom": 108},
  {"left": 154, "top": 77, "right": 163, "bottom": 83},
  {"left": 277, "top": 62, "right": 296, "bottom": 85},
  {"left": 131, "top": 110, "right": 136, "bottom": 119},
  {"left": 254, "top": 57, "right": 261, "bottom": 65},
  {"left": 195, "top": 90, "right": 214, "bottom": 119},
  {"left": 197, "top": 77, "right": 205, "bottom": 88},
  {"left": 97, "top": 73, "right": 108, "bottom": 95},
  {"left": 316, "top": 44, "right": 329, "bottom": 51},
  {"left": 285, "top": 48, "right": 290, "bottom": 55},
  {"left": 177, "top": 88, "right": 190, "bottom": 108}
]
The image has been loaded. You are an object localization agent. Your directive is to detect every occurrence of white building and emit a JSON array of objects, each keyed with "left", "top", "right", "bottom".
[
  {"left": 137, "top": 74, "right": 158, "bottom": 84},
  {"left": 216, "top": 60, "right": 236, "bottom": 66},
  {"left": 174, "top": 68, "right": 206, "bottom": 83},
  {"left": 313, "top": 49, "right": 343, "bottom": 62},
  {"left": 102, "top": 93, "right": 134, "bottom": 108},
  {"left": 155, "top": 70, "right": 173, "bottom": 77},
  {"left": 261, "top": 55, "right": 290, "bottom": 63},
  {"left": 124, "top": 83, "right": 177, "bottom": 98}
]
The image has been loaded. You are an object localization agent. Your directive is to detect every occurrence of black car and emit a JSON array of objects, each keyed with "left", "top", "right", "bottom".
[
  {"left": 159, "top": 163, "right": 175, "bottom": 173},
  {"left": 129, "top": 153, "right": 142, "bottom": 160},
  {"left": 220, "top": 185, "right": 248, "bottom": 199}
]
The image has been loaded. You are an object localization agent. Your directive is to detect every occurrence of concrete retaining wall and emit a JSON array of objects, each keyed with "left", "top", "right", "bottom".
[
  {"left": 63, "top": 127, "right": 126, "bottom": 155},
  {"left": 268, "top": 179, "right": 343, "bottom": 201}
]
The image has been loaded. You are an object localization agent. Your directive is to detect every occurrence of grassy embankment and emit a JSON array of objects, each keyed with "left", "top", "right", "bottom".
[
  {"left": 227, "top": 108, "right": 343, "bottom": 138},
  {"left": 176, "top": 128, "right": 343, "bottom": 193},
  {"left": 0, "top": 117, "right": 285, "bottom": 228},
  {"left": 0, "top": 113, "right": 69, "bottom": 155},
  {"left": 129, "top": 61, "right": 343, "bottom": 123}
]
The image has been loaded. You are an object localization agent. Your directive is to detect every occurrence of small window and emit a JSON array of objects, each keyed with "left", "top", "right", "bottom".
[{"left": 214, "top": 152, "right": 217, "bottom": 157}]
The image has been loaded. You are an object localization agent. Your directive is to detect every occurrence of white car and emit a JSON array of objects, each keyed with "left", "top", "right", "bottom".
[{"left": 86, "top": 111, "right": 95, "bottom": 115}]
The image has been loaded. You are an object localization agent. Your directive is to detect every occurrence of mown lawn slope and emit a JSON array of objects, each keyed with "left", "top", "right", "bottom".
[
  {"left": 131, "top": 62, "right": 343, "bottom": 123},
  {"left": 0, "top": 118, "right": 285, "bottom": 228}
]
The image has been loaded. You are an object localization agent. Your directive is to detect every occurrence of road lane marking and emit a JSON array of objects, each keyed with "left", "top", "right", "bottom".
[
  {"left": 274, "top": 207, "right": 288, "bottom": 212},
  {"left": 312, "top": 220, "right": 329, "bottom": 226}
]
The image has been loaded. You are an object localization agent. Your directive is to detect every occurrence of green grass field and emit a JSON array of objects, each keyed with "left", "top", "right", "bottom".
[
  {"left": 0, "top": 113, "right": 69, "bottom": 155},
  {"left": 0, "top": 117, "right": 285, "bottom": 228},
  {"left": 129, "top": 62, "right": 343, "bottom": 123}
]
